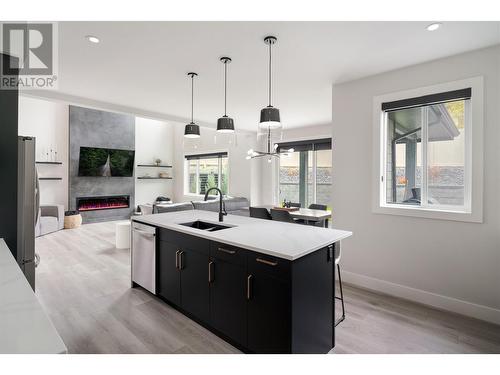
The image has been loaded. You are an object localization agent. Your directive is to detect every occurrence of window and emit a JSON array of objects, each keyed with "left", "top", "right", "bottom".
[
  {"left": 277, "top": 138, "right": 332, "bottom": 208},
  {"left": 371, "top": 76, "right": 488, "bottom": 223},
  {"left": 184, "top": 152, "right": 228, "bottom": 196},
  {"left": 382, "top": 88, "right": 470, "bottom": 212}
]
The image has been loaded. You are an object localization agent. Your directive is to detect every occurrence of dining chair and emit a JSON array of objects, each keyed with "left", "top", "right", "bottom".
[
  {"left": 308, "top": 203, "right": 327, "bottom": 211},
  {"left": 289, "top": 202, "right": 301, "bottom": 208},
  {"left": 307, "top": 203, "right": 329, "bottom": 227},
  {"left": 270, "top": 209, "right": 296, "bottom": 223},
  {"left": 249, "top": 207, "right": 272, "bottom": 220},
  {"left": 334, "top": 241, "right": 345, "bottom": 327}
]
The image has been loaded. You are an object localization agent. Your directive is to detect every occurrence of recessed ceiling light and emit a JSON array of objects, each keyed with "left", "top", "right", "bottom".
[
  {"left": 426, "top": 23, "right": 442, "bottom": 32},
  {"left": 85, "top": 35, "right": 100, "bottom": 44}
]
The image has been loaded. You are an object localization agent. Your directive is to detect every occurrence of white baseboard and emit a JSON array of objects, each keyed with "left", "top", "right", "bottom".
[{"left": 341, "top": 270, "right": 500, "bottom": 326}]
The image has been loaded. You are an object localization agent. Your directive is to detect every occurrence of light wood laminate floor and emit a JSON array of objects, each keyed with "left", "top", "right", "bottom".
[{"left": 35, "top": 221, "right": 500, "bottom": 354}]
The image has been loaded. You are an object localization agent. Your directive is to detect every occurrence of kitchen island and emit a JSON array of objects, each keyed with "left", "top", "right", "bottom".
[
  {"left": 131, "top": 210, "right": 352, "bottom": 354},
  {"left": 0, "top": 239, "right": 67, "bottom": 354}
]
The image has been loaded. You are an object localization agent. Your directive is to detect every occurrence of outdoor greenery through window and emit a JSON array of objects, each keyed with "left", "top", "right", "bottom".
[
  {"left": 185, "top": 152, "right": 228, "bottom": 196},
  {"left": 382, "top": 89, "right": 470, "bottom": 211},
  {"left": 278, "top": 139, "right": 332, "bottom": 208}
]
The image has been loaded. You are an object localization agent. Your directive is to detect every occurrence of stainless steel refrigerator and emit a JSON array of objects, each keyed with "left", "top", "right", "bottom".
[{"left": 17, "top": 136, "right": 40, "bottom": 291}]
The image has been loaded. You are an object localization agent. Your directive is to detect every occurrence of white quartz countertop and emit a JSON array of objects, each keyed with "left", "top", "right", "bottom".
[
  {"left": 133, "top": 210, "right": 352, "bottom": 260},
  {"left": 0, "top": 239, "right": 67, "bottom": 354}
]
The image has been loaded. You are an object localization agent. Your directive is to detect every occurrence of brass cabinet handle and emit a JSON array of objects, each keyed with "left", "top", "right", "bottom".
[
  {"left": 247, "top": 275, "right": 253, "bottom": 300},
  {"left": 256, "top": 257, "right": 278, "bottom": 266},
  {"left": 179, "top": 251, "right": 184, "bottom": 270},
  {"left": 175, "top": 250, "right": 180, "bottom": 269},
  {"left": 218, "top": 247, "right": 236, "bottom": 255},
  {"left": 208, "top": 261, "right": 214, "bottom": 283}
]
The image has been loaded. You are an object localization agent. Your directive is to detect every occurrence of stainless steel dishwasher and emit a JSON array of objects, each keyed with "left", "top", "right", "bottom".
[{"left": 131, "top": 222, "right": 156, "bottom": 294}]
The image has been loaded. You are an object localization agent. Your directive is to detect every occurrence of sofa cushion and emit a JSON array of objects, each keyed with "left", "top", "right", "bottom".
[
  {"left": 39, "top": 216, "right": 59, "bottom": 236},
  {"left": 224, "top": 197, "right": 249, "bottom": 212},
  {"left": 35, "top": 204, "right": 65, "bottom": 237},
  {"left": 192, "top": 197, "right": 250, "bottom": 213},
  {"left": 192, "top": 200, "right": 220, "bottom": 212},
  {"left": 139, "top": 204, "right": 154, "bottom": 215},
  {"left": 155, "top": 202, "right": 194, "bottom": 213}
]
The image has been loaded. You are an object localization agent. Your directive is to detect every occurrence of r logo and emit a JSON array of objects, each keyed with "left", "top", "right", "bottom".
[{"left": 2, "top": 23, "right": 53, "bottom": 76}]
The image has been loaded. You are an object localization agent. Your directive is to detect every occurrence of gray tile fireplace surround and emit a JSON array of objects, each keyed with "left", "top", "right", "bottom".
[{"left": 69, "top": 106, "right": 135, "bottom": 223}]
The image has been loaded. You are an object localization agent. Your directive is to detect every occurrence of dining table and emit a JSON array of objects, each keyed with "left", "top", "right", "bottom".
[{"left": 253, "top": 205, "right": 332, "bottom": 228}]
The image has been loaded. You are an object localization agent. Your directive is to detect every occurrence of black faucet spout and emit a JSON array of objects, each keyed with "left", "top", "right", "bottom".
[{"left": 204, "top": 187, "right": 227, "bottom": 222}]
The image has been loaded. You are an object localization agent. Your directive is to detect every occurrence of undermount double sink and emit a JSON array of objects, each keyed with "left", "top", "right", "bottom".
[{"left": 179, "top": 220, "right": 233, "bottom": 232}]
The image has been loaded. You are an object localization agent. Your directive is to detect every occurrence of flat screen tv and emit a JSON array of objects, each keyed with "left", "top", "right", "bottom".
[{"left": 78, "top": 146, "right": 135, "bottom": 177}]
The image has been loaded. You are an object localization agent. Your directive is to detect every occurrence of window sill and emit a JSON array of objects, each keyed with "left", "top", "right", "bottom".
[{"left": 373, "top": 204, "right": 482, "bottom": 223}]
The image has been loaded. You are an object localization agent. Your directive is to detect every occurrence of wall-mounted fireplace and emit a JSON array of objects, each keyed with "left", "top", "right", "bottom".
[
  {"left": 76, "top": 195, "right": 130, "bottom": 212},
  {"left": 69, "top": 106, "right": 135, "bottom": 223}
]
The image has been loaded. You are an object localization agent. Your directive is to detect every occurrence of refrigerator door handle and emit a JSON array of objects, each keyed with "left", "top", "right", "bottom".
[{"left": 35, "top": 168, "right": 40, "bottom": 222}]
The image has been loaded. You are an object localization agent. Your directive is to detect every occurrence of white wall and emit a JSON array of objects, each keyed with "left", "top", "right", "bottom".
[
  {"left": 258, "top": 124, "right": 332, "bottom": 206},
  {"left": 332, "top": 45, "right": 500, "bottom": 323},
  {"left": 18, "top": 96, "right": 69, "bottom": 209},
  {"left": 172, "top": 124, "right": 260, "bottom": 203},
  {"left": 135, "top": 117, "right": 174, "bottom": 206}
]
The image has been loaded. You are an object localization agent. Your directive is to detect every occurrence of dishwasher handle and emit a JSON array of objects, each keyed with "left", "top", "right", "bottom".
[{"left": 133, "top": 227, "right": 156, "bottom": 237}]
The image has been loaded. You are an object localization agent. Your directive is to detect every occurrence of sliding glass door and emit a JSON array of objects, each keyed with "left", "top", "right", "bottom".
[
  {"left": 278, "top": 151, "right": 306, "bottom": 205},
  {"left": 315, "top": 149, "right": 332, "bottom": 207},
  {"left": 278, "top": 139, "right": 332, "bottom": 208}
]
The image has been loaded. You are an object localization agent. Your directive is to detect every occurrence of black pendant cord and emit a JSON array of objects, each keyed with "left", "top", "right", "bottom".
[
  {"left": 224, "top": 61, "right": 227, "bottom": 116},
  {"left": 268, "top": 42, "right": 272, "bottom": 107},
  {"left": 191, "top": 74, "right": 194, "bottom": 123}
]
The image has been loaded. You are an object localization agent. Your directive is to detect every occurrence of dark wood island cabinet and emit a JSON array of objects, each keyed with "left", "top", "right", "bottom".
[{"left": 155, "top": 227, "right": 336, "bottom": 354}]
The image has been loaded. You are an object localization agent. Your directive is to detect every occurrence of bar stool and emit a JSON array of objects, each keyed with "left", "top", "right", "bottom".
[{"left": 334, "top": 241, "right": 345, "bottom": 327}]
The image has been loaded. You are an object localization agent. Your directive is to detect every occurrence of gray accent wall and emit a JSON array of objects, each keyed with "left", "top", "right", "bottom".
[{"left": 69, "top": 106, "right": 135, "bottom": 223}]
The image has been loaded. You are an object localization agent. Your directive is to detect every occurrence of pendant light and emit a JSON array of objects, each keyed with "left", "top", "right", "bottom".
[
  {"left": 246, "top": 127, "right": 294, "bottom": 161},
  {"left": 217, "top": 57, "right": 235, "bottom": 133},
  {"left": 184, "top": 72, "right": 200, "bottom": 138},
  {"left": 259, "top": 36, "right": 281, "bottom": 129}
]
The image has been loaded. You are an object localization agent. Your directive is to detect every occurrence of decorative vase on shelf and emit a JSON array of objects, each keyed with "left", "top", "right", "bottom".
[{"left": 155, "top": 158, "right": 162, "bottom": 166}]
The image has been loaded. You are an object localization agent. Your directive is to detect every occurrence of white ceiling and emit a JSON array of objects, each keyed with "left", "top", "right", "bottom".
[{"left": 54, "top": 21, "right": 499, "bottom": 131}]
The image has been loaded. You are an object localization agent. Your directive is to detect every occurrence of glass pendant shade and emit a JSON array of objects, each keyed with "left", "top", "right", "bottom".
[
  {"left": 259, "top": 105, "right": 281, "bottom": 129},
  {"left": 184, "top": 122, "right": 200, "bottom": 138},
  {"left": 217, "top": 115, "right": 235, "bottom": 133}
]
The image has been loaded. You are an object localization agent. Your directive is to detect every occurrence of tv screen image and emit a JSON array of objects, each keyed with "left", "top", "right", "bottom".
[{"left": 78, "top": 147, "right": 135, "bottom": 177}]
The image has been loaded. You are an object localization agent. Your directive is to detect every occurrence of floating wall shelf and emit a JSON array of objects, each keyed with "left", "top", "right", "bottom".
[
  {"left": 39, "top": 177, "right": 63, "bottom": 181},
  {"left": 36, "top": 161, "right": 63, "bottom": 165}
]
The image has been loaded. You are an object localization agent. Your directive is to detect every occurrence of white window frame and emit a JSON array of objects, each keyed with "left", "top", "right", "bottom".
[
  {"left": 372, "top": 77, "right": 484, "bottom": 223},
  {"left": 183, "top": 152, "right": 229, "bottom": 197}
]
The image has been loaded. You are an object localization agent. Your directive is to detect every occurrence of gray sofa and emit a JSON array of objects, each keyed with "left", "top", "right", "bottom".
[
  {"left": 151, "top": 197, "right": 249, "bottom": 216},
  {"left": 35, "top": 204, "right": 64, "bottom": 237}
]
